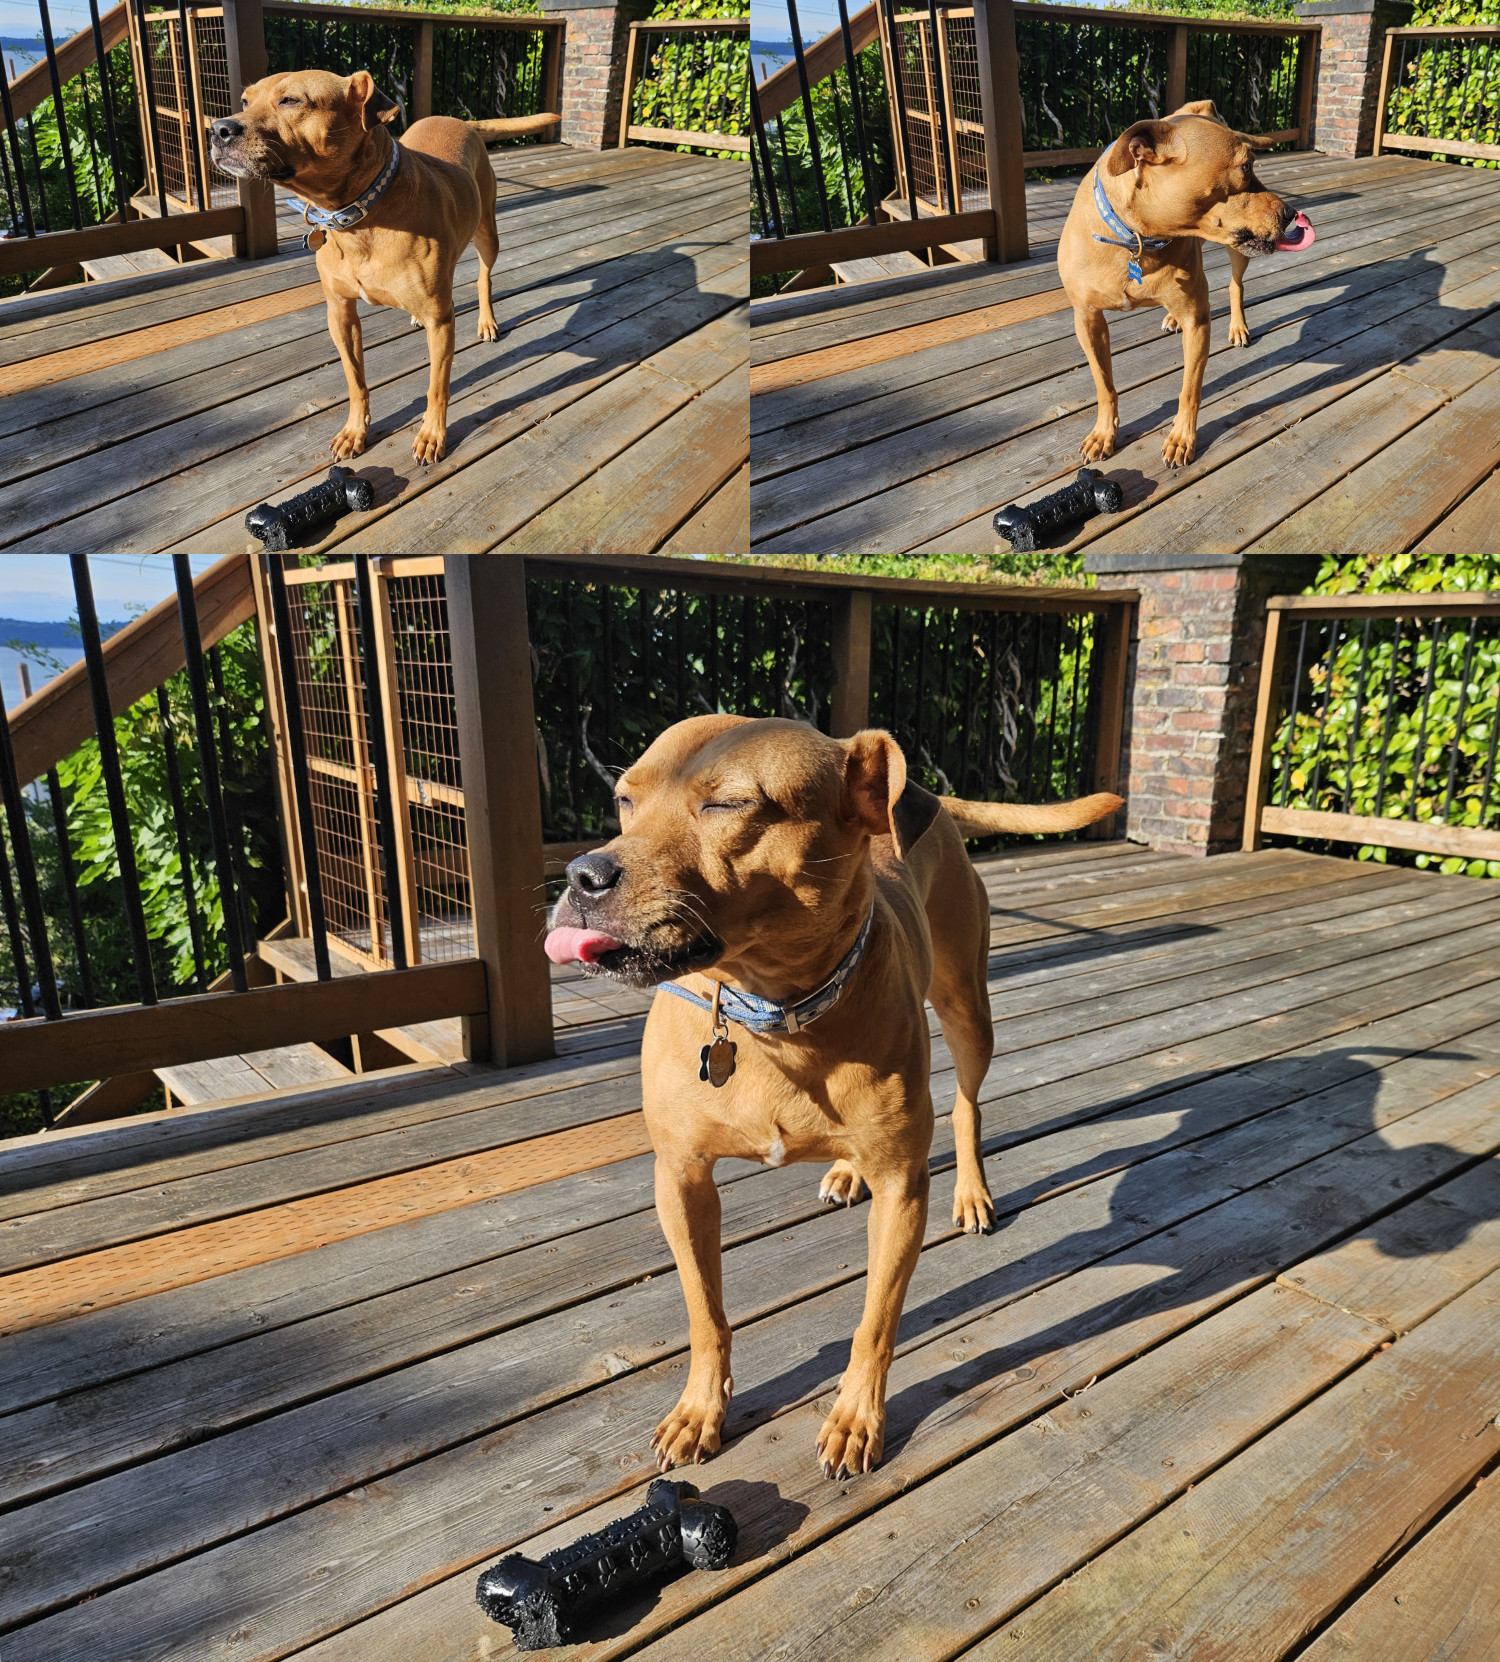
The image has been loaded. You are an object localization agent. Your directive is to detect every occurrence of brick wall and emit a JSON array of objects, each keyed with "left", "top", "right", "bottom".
[
  {"left": 1088, "top": 558, "right": 1319, "bottom": 856},
  {"left": 1296, "top": 0, "right": 1413, "bottom": 155},
  {"left": 542, "top": 0, "right": 654, "bottom": 150}
]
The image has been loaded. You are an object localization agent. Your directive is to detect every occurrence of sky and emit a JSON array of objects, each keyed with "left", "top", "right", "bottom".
[
  {"left": 1, "top": 0, "right": 95, "bottom": 47},
  {"left": 0, "top": 555, "right": 219, "bottom": 622}
]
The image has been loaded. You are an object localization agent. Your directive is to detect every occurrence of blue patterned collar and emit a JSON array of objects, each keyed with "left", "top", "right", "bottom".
[
  {"left": 288, "top": 135, "right": 400, "bottom": 246},
  {"left": 661, "top": 901, "right": 875, "bottom": 1036},
  {"left": 1091, "top": 166, "right": 1171, "bottom": 284}
]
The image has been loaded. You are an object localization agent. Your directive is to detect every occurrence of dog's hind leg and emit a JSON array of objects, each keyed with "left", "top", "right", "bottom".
[
  {"left": 928, "top": 862, "right": 996, "bottom": 1235},
  {"left": 473, "top": 156, "right": 501, "bottom": 343},
  {"left": 1227, "top": 247, "right": 1251, "bottom": 346}
]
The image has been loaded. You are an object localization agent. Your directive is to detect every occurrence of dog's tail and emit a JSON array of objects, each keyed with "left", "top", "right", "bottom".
[
  {"left": 938, "top": 792, "right": 1123, "bottom": 838},
  {"left": 466, "top": 113, "right": 561, "bottom": 139}
]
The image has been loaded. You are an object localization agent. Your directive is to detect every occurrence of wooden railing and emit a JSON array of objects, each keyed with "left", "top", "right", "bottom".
[
  {"left": 1, "top": 0, "right": 561, "bottom": 284},
  {"left": 0, "top": 554, "right": 1137, "bottom": 1123},
  {"left": 751, "top": 0, "right": 1318, "bottom": 283},
  {"left": 619, "top": 17, "right": 748, "bottom": 154},
  {"left": 1244, "top": 593, "right": 1500, "bottom": 864},
  {"left": 1375, "top": 26, "right": 1500, "bottom": 165}
]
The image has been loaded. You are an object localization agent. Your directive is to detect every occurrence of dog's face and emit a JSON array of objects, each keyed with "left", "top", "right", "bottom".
[
  {"left": 209, "top": 69, "right": 399, "bottom": 185},
  {"left": 545, "top": 716, "right": 922, "bottom": 990},
  {"left": 1105, "top": 107, "right": 1293, "bottom": 255}
]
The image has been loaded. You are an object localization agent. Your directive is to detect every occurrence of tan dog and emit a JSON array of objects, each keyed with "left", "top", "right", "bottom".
[
  {"left": 1057, "top": 101, "right": 1301, "bottom": 469},
  {"left": 210, "top": 70, "right": 558, "bottom": 465},
  {"left": 545, "top": 716, "right": 1121, "bottom": 1478}
]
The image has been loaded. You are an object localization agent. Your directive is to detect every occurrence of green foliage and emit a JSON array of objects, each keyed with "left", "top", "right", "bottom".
[
  {"left": 743, "top": 552, "right": 1091, "bottom": 587},
  {"left": 1119, "top": 0, "right": 1297, "bottom": 19},
  {"left": 0, "top": 41, "right": 143, "bottom": 299},
  {"left": 1385, "top": 0, "right": 1500, "bottom": 169},
  {"left": 1268, "top": 556, "right": 1500, "bottom": 881},
  {"left": 621, "top": 0, "right": 749, "bottom": 160},
  {"left": 0, "top": 623, "right": 285, "bottom": 1138}
]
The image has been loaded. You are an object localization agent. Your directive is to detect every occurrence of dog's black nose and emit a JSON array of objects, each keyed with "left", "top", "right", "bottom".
[
  {"left": 567, "top": 851, "right": 623, "bottom": 898},
  {"left": 211, "top": 118, "right": 244, "bottom": 142}
]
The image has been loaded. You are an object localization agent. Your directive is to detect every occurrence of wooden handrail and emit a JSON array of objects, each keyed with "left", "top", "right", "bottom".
[
  {"left": 0, "top": 959, "right": 487, "bottom": 1095},
  {"left": 8, "top": 553, "right": 256, "bottom": 787},
  {"left": 522, "top": 553, "right": 1138, "bottom": 613},
  {"left": 756, "top": 2, "right": 878, "bottom": 122},
  {"left": 258, "top": 1, "right": 561, "bottom": 28},
  {"left": 2, "top": 2, "right": 128, "bottom": 130}
]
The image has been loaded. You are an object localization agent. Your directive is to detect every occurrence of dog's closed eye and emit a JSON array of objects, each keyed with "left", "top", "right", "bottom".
[{"left": 699, "top": 799, "right": 756, "bottom": 815}]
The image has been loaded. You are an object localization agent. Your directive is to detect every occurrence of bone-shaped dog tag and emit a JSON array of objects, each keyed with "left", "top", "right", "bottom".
[{"left": 699, "top": 1037, "right": 736, "bottom": 1087}]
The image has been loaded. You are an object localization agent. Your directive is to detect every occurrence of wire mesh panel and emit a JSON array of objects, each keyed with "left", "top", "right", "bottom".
[
  {"left": 284, "top": 578, "right": 389, "bottom": 964},
  {"left": 141, "top": 11, "right": 193, "bottom": 205},
  {"left": 1186, "top": 27, "right": 1302, "bottom": 139},
  {"left": 940, "top": 11, "right": 987, "bottom": 203},
  {"left": 870, "top": 605, "right": 1103, "bottom": 807},
  {"left": 188, "top": 9, "right": 242, "bottom": 208},
  {"left": 383, "top": 574, "right": 473, "bottom": 964},
  {"left": 888, "top": 11, "right": 943, "bottom": 207}
]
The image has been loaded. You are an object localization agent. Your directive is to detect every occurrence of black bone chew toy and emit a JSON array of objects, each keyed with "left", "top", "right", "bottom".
[
  {"left": 993, "top": 467, "right": 1123, "bottom": 552},
  {"left": 245, "top": 466, "right": 374, "bottom": 551},
  {"left": 475, "top": 1480, "right": 737, "bottom": 1651}
]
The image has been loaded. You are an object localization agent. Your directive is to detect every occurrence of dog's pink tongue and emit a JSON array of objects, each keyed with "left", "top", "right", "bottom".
[
  {"left": 545, "top": 926, "right": 623, "bottom": 966},
  {"left": 1275, "top": 211, "right": 1315, "bottom": 251}
]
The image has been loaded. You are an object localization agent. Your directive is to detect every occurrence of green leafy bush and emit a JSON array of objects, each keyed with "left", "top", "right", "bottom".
[{"left": 1267, "top": 555, "right": 1500, "bottom": 880}]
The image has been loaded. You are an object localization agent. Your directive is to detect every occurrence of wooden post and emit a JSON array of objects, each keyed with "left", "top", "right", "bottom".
[
  {"left": 972, "top": 0, "right": 1027, "bottom": 263},
  {"left": 444, "top": 556, "right": 554, "bottom": 1068},
  {"left": 413, "top": 19, "right": 434, "bottom": 122},
  {"left": 1242, "top": 604, "right": 1287, "bottom": 852},
  {"left": 1087, "top": 599, "right": 1132, "bottom": 841},
  {"left": 251, "top": 556, "right": 309, "bottom": 937},
  {"left": 541, "top": 20, "right": 563, "bottom": 125},
  {"left": 1371, "top": 29, "right": 1393, "bottom": 156},
  {"left": 616, "top": 21, "right": 639, "bottom": 147},
  {"left": 1166, "top": 23, "right": 1187, "bottom": 113},
  {"left": 220, "top": 0, "right": 277, "bottom": 257},
  {"left": 830, "top": 591, "right": 873, "bottom": 737}
]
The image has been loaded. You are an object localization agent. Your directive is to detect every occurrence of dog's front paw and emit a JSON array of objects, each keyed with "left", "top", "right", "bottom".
[
  {"left": 818, "top": 1161, "right": 866, "bottom": 1208},
  {"left": 412, "top": 422, "right": 447, "bottom": 466},
  {"left": 652, "top": 1381, "right": 729, "bottom": 1471},
  {"left": 330, "top": 423, "right": 368, "bottom": 460},
  {"left": 477, "top": 316, "right": 500, "bottom": 343},
  {"left": 1079, "top": 423, "right": 1118, "bottom": 462},
  {"left": 1228, "top": 321, "right": 1251, "bottom": 347},
  {"left": 817, "top": 1384, "right": 885, "bottom": 1478},
  {"left": 1160, "top": 314, "right": 1181, "bottom": 334},
  {"left": 952, "top": 1176, "right": 995, "bottom": 1235},
  {"left": 1162, "top": 420, "right": 1197, "bottom": 469}
]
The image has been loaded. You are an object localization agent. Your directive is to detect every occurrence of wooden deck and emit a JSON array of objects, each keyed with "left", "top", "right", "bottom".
[
  {"left": 2, "top": 840, "right": 1498, "bottom": 1662},
  {"left": 0, "top": 146, "right": 748, "bottom": 556},
  {"left": 751, "top": 151, "right": 1500, "bottom": 557}
]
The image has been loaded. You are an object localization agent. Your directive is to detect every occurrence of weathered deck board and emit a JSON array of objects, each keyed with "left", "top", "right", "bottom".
[
  {"left": 0, "top": 846, "right": 1496, "bottom": 1662},
  {"left": 0, "top": 147, "right": 747, "bottom": 555},
  {"left": 751, "top": 153, "right": 1500, "bottom": 556}
]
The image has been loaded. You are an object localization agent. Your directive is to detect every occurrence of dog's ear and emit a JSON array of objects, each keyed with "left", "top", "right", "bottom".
[
  {"left": 348, "top": 70, "right": 401, "bottom": 129},
  {"left": 1105, "top": 119, "right": 1185, "bottom": 178},
  {"left": 1168, "top": 99, "right": 1222, "bottom": 123},
  {"left": 844, "top": 730, "right": 941, "bottom": 860}
]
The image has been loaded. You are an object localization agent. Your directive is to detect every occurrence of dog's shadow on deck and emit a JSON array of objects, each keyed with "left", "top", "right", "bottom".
[{"left": 730, "top": 1040, "right": 1498, "bottom": 1470}]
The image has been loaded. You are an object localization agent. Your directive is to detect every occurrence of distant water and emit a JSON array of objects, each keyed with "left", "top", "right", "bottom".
[
  {"left": 3, "top": 44, "right": 45, "bottom": 80},
  {"left": 0, "top": 645, "right": 84, "bottom": 710}
]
